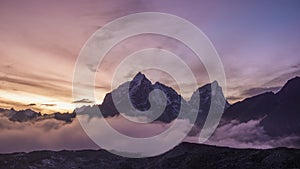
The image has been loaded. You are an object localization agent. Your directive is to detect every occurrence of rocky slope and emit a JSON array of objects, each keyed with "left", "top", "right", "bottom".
[
  {"left": 223, "top": 76, "right": 300, "bottom": 137},
  {"left": 0, "top": 142, "right": 299, "bottom": 169},
  {"left": 78, "top": 72, "right": 229, "bottom": 124}
]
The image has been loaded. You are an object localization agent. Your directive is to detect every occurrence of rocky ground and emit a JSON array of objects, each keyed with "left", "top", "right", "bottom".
[{"left": 1, "top": 142, "right": 300, "bottom": 169}]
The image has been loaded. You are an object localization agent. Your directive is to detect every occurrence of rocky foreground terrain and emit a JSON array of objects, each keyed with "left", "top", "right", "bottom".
[{"left": 1, "top": 142, "right": 300, "bottom": 169}]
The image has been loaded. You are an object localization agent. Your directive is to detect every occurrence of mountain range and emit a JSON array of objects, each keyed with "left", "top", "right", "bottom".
[
  {"left": 77, "top": 72, "right": 230, "bottom": 126},
  {"left": 0, "top": 73, "right": 300, "bottom": 168},
  {"left": 0, "top": 108, "right": 75, "bottom": 123},
  {"left": 2, "top": 73, "right": 300, "bottom": 142},
  {"left": 223, "top": 76, "right": 300, "bottom": 138},
  {"left": 77, "top": 73, "right": 300, "bottom": 140}
]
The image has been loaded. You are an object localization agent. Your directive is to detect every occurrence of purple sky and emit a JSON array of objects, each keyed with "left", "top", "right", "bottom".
[{"left": 0, "top": 0, "right": 299, "bottom": 113}]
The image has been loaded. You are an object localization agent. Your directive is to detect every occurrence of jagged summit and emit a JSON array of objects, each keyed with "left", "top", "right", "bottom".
[
  {"left": 83, "top": 72, "right": 229, "bottom": 123},
  {"left": 280, "top": 76, "right": 300, "bottom": 90},
  {"left": 131, "top": 72, "right": 150, "bottom": 84},
  {"left": 276, "top": 76, "right": 300, "bottom": 98},
  {"left": 132, "top": 72, "right": 146, "bottom": 80},
  {"left": 0, "top": 108, "right": 75, "bottom": 123},
  {"left": 288, "top": 76, "right": 300, "bottom": 81},
  {"left": 211, "top": 80, "right": 219, "bottom": 86}
]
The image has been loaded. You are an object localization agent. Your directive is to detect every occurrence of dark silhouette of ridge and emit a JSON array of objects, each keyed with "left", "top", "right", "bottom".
[
  {"left": 0, "top": 142, "right": 300, "bottom": 169},
  {"left": 77, "top": 72, "right": 229, "bottom": 124},
  {"left": 0, "top": 108, "right": 75, "bottom": 123},
  {"left": 223, "top": 76, "right": 300, "bottom": 137}
]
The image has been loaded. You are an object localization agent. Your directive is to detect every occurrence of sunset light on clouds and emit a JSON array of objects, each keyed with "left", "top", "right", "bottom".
[
  {"left": 0, "top": 0, "right": 299, "bottom": 114},
  {"left": 1, "top": 1, "right": 300, "bottom": 167}
]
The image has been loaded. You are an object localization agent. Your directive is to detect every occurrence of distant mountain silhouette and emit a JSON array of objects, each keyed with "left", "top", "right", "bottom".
[
  {"left": 99, "top": 72, "right": 185, "bottom": 122},
  {"left": 189, "top": 81, "right": 230, "bottom": 128},
  {"left": 2, "top": 74, "right": 299, "bottom": 141},
  {"left": 1, "top": 75, "right": 300, "bottom": 167},
  {"left": 1, "top": 142, "right": 299, "bottom": 169},
  {"left": 78, "top": 72, "right": 229, "bottom": 124},
  {"left": 94, "top": 74, "right": 300, "bottom": 140},
  {"left": 223, "top": 76, "right": 300, "bottom": 137},
  {"left": 0, "top": 108, "right": 76, "bottom": 123}
]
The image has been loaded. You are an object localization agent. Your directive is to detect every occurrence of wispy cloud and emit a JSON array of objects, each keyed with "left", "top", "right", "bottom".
[
  {"left": 41, "top": 104, "right": 57, "bottom": 107},
  {"left": 205, "top": 119, "right": 300, "bottom": 149},
  {"left": 242, "top": 86, "right": 282, "bottom": 97},
  {"left": 72, "top": 99, "right": 95, "bottom": 104},
  {"left": 0, "top": 0, "right": 300, "bottom": 113},
  {"left": 0, "top": 116, "right": 97, "bottom": 153}
]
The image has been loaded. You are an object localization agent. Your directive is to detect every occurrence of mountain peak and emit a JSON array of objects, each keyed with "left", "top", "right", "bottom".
[
  {"left": 286, "top": 76, "right": 300, "bottom": 85},
  {"left": 211, "top": 80, "right": 219, "bottom": 86},
  {"left": 276, "top": 76, "right": 300, "bottom": 100},
  {"left": 87, "top": 72, "right": 228, "bottom": 123},
  {"left": 132, "top": 72, "right": 147, "bottom": 81},
  {"left": 130, "top": 72, "right": 152, "bottom": 86}
]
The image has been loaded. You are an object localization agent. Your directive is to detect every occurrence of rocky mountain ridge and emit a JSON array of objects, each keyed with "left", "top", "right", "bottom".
[
  {"left": 0, "top": 108, "right": 76, "bottom": 123},
  {"left": 78, "top": 72, "right": 229, "bottom": 124},
  {"left": 223, "top": 76, "right": 300, "bottom": 137}
]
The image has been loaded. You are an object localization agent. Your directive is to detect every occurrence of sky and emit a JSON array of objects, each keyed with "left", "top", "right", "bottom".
[{"left": 0, "top": 0, "right": 300, "bottom": 114}]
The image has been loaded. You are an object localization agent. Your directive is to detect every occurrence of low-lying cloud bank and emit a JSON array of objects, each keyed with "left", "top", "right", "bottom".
[
  {"left": 0, "top": 114, "right": 299, "bottom": 154},
  {"left": 202, "top": 119, "right": 300, "bottom": 149},
  {"left": 80, "top": 115, "right": 196, "bottom": 157},
  {"left": 0, "top": 115, "right": 98, "bottom": 153}
]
